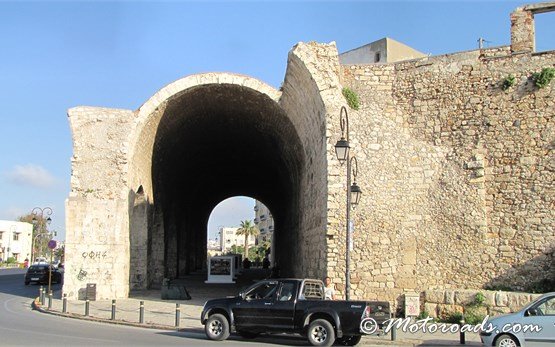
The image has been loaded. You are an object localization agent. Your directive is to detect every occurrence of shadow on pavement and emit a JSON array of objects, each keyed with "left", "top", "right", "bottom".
[
  {"left": 156, "top": 330, "right": 309, "bottom": 346},
  {"left": 129, "top": 268, "right": 272, "bottom": 307}
]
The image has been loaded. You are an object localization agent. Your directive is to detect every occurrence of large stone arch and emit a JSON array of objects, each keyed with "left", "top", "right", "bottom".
[
  {"left": 64, "top": 42, "right": 344, "bottom": 299},
  {"left": 127, "top": 74, "right": 305, "bottom": 288}
]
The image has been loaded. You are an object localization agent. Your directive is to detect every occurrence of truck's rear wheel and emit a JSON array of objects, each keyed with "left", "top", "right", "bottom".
[
  {"left": 205, "top": 313, "right": 230, "bottom": 341},
  {"left": 335, "top": 335, "right": 362, "bottom": 346},
  {"left": 308, "top": 319, "right": 335, "bottom": 346}
]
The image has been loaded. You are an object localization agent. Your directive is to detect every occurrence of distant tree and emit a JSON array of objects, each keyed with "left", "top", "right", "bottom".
[
  {"left": 18, "top": 212, "right": 53, "bottom": 261},
  {"left": 236, "top": 220, "right": 259, "bottom": 260},
  {"left": 228, "top": 245, "right": 244, "bottom": 255},
  {"left": 54, "top": 244, "right": 65, "bottom": 262}
]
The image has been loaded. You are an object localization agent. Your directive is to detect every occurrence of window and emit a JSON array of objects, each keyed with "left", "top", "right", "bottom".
[
  {"left": 301, "top": 281, "right": 324, "bottom": 300},
  {"left": 534, "top": 297, "right": 555, "bottom": 316},
  {"left": 13, "top": 233, "right": 19, "bottom": 241},
  {"left": 245, "top": 281, "right": 278, "bottom": 300},
  {"left": 279, "top": 282, "right": 296, "bottom": 301},
  {"left": 375, "top": 52, "right": 381, "bottom": 63}
]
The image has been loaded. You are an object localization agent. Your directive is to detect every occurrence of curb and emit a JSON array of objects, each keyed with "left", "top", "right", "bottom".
[
  {"left": 31, "top": 297, "right": 187, "bottom": 332},
  {"left": 30, "top": 299, "right": 472, "bottom": 347}
]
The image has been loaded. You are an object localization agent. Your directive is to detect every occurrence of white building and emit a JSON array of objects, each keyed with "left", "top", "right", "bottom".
[
  {"left": 0, "top": 220, "right": 33, "bottom": 263},
  {"left": 339, "top": 37, "right": 426, "bottom": 64},
  {"left": 254, "top": 201, "right": 274, "bottom": 245},
  {"left": 219, "top": 227, "right": 256, "bottom": 253}
]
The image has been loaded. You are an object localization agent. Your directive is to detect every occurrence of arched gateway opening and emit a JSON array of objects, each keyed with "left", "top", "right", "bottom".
[{"left": 129, "top": 77, "right": 304, "bottom": 289}]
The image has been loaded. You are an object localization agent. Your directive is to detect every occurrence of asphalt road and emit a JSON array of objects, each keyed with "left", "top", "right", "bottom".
[{"left": 0, "top": 269, "right": 309, "bottom": 346}]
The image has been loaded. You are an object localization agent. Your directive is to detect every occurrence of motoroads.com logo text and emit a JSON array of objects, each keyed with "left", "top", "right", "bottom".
[{"left": 360, "top": 316, "right": 542, "bottom": 335}]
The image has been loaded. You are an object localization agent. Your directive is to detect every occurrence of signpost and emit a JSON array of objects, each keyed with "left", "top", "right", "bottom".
[{"left": 47, "top": 240, "right": 57, "bottom": 295}]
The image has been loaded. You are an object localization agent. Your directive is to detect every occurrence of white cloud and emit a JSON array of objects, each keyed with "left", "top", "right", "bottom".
[{"left": 5, "top": 164, "right": 56, "bottom": 189}]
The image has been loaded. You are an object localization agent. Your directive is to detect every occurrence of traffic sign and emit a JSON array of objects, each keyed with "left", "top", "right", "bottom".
[{"left": 48, "top": 240, "right": 57, "bottom": 250}]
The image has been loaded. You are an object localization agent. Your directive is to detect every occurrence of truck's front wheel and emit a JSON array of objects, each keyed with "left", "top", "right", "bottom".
[
  {"left": 308, "top": 319, "right": 335, "bottom": 346},
  {"left": 205, "top": 314, "right": 230, "bottom": 341}
]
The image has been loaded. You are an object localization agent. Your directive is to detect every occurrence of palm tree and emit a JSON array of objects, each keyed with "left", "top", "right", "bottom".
[{"left": 236, "top": 220, "right": 259, "bottom": 260}]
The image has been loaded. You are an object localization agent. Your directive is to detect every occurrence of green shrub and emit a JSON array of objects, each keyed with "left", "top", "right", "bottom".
[
  {"left": 474, "top": 292, "right": 485, "bottom": 306},
  {"left": 501, "top": 74, "right": 516, "bottom": 90},
  {"left": 342, "top": 87, "right": 360, "bottom": 110},
  {"left": 416, "top": 310, "right": 432, "bottom": 320},
  {"left": 531, "top": 67, "right": 555, "bottom": 88},
  {"left": 6, "top": 257, "right": 16, "bottom": 264},
  {"left": 443, "top": 312, "right": 464, "bottom": 324},
  {"left": 464, "top": 309, "right": 486, "bottom": 325}
]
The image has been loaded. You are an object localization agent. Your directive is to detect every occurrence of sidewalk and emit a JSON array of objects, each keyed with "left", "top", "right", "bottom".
[{"left": 32, "top": 270, "right": 483, "bottom": 346}]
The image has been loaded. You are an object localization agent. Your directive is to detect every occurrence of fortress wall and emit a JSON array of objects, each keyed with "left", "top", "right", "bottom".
[{"left": 339, "top": 48, "right": 554, "bottom": 302}]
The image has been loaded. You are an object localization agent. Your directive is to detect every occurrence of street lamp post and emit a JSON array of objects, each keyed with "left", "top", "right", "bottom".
[
  {"left": 335, "top": 106, "right": 362, "bottom": 301},
  {"left": 31, "top": 207, "right": 53, "bottom": 263}
]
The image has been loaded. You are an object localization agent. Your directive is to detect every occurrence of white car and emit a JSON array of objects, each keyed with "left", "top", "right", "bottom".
[{"left": 480, "top": 292, "right": 555, "bottom": 347}]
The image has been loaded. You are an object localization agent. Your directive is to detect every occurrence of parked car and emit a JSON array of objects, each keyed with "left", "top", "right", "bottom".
[
  {"left": 33, "top": 257, "right": 48, "bottom": 265},
  {"left": 201, "top": 278, "right": 390, "bottom": 346},
  {"left": 480, "top": 292, "right": 555, "bottom": 347},
  {"left": 24, "top": 264, "right": 63, "bottom": 285}
]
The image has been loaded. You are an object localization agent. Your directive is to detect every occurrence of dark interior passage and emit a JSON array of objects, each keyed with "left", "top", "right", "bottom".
[{"left": 151, "top": 84, "right": 304, "bottom": 279}]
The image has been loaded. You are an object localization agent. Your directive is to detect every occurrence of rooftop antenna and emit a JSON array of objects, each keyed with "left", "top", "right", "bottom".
[{"left": 478, "top": 37, "right": 493, "bottom": 49}]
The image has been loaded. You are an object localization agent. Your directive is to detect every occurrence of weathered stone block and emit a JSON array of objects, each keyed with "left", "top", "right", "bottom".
[
  {"left": 445, "top": 291, "right": 455, "bottom": 304},
  {"left": 455, "top": 291, "right": 476, "bottom": 306},
  {"left": 425, "top": 290, "right": 445, "bottom": 304},
  {"left": 424, "top": 303, "right": 438, "bottom": 318}
]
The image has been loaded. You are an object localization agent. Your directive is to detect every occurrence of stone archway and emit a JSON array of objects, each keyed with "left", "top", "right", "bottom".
[
  {"left": 64, "top": 42, "right": 343, "bottom": 299},
  {"left": 129, "top": 79, "right": 305, "bottom": 287}
]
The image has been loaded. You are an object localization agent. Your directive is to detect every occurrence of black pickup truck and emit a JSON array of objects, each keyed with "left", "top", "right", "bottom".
[{"left": 201, "top": 278, "right": 390, "bottom": 346}]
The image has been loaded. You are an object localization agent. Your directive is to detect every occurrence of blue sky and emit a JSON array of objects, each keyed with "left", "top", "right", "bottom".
[{"left": 0, "top": 1, "right": 553, "bottom": 241}]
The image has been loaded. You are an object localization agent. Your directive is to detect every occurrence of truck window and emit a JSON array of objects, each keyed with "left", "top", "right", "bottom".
[
  {"left": 245, "top": 281, "right": 278, "bottom": 300},
  {"left": 278, "top": 282, "right": 295, "bottom": 301},
  {"left": 301, "top": 281, "right": 324, "bottom": 300}
]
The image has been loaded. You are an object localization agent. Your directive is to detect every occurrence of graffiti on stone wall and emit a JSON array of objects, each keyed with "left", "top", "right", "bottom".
[
  {"left": 76, "top": 268, "right": 112, "bottom": 282},
  {"left": 77, "top": 269, "right": 88, "bottom": 281},
  {"left": 82, "top": 250, "right": 108, "bottom": 260}
]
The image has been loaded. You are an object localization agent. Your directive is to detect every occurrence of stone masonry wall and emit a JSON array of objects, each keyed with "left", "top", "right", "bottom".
[
  {"left": 279, "top": 42, "right": 342, "bottom": 279},
  {"left": 65, "top": 106, "right": 135, "bottom": 299},
  {"left": 424, "top": 289, "right": 541, "bottom": 319},
  {"left": 338, "top": 47, "right": 554, "bottom": 305}
]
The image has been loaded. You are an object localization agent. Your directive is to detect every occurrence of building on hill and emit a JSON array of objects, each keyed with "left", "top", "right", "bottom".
[{"left": 339, "top": 37, "right": 427, "bottom": 65}]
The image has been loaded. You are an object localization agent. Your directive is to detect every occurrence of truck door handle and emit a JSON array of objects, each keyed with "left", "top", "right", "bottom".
[{"left": 264, "top": 302, "right": 273, "bottom": 306}]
